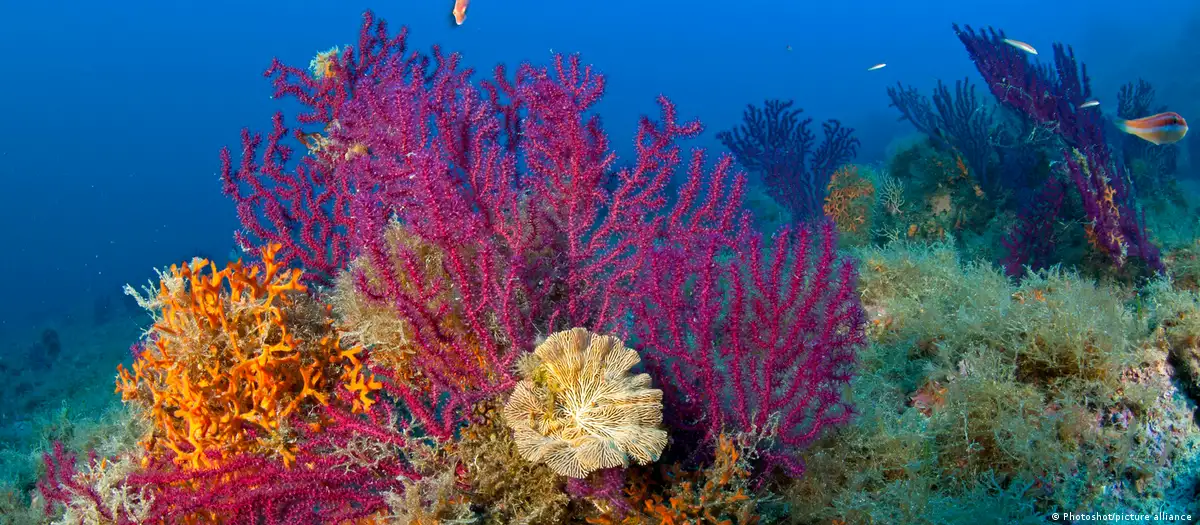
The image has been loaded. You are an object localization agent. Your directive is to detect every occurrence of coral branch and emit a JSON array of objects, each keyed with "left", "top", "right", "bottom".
[
  {"left": 330, "top": 40, "right": 747, "bottom": 442},
  {"left": 718, "top": 99, "right": 859, "bottom": 222},
  {"left": 219, "top": 12, "right": 419, "bottom": 286},
  {"left": 1001, "top": 176, "right": 1064, "bottom": 277},
  {"left": 634, "top": 218, "right": 865, "bottom": 475},
  {"left": 887, "top": 78, "right": 997, "bottom": 190}
]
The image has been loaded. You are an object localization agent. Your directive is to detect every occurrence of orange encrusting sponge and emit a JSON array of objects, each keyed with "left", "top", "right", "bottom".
[
  {"left": 117, "top": 243, "right": 380, "bottom": 470},
  {"left": 822, "top": 165, "right": 875, "bottom": 233}
]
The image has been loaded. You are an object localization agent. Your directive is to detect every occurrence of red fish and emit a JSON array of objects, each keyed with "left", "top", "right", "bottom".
[
  {"left": 1115, "top": 112, "right": 1189, "bottom": 145},
  {"left": 452, "top": 0, "right": 469, "bottom": 25}
]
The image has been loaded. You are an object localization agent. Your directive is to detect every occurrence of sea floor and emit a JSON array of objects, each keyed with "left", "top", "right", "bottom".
[{"left": 0, "top": 303, "right": 143, "bottom": 505}]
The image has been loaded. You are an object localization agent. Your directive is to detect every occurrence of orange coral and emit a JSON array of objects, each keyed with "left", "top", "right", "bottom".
[
  {"left": 585, "top": 433, "right": 760, "bottom": 525},
  {"left": 642, "top": 434, "right": 757, "bottom": 525},
  {"left": 952, "top": 154, "right": 969, "bottom": 182},
  {"left": 1011, "top": 287, "right": 1049, "bottom": 304},
  {"left": 909, "top": 380, "right": 948, "bottom": 416},
  {"left": 1071, "top": 149, "right": 1128, "bottom": 264},
  {"left": 822, "top": 165, "right": 875, "bottom": 233},
  {"left": 117, "top": 243, "right": 379, "bottom": 469}
]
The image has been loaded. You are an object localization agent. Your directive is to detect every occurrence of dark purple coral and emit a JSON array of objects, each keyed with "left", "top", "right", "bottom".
[
  {"left": 887, "top": 78, "right": 997, "bottom": 191},
  {"left": 1001, "top": 176, "right": 1064, "bottom": 277},
  {"left": 954, "top": 24, "right": 1163, "bottom": 273},
  {"left": 954, "top": 25, "right": 1102, "bottom": 151},
  {"left": 717, "top": 99, "right": 859, "bottom": 222}
]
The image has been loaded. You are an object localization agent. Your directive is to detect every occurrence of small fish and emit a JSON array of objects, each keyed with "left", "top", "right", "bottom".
[
  {"left": 452, "top": 0, "right": 469, "bottom": 26},
  {"left": 1115, "top": 112, "right": 1189, "bottom": 145},
  {"left": 1079, "top": 100, "right": 1100, "bottom": 109},
  {"left": 786, "top": 45, "right": 793, "bottom": 52},
  {"left": 1002, "top": 38, "right": 1038, "bottom": 55},
  {"left": 867, "top": 63, "right": 887, "bottom": 71}
]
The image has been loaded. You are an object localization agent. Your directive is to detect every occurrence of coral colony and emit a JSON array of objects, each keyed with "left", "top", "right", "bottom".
[
  {"left": 953, "top": 24, "right": 1162, "bottom": 273},
  {"left": 36, "top": 12, "right": 864, "bottom": 523}
]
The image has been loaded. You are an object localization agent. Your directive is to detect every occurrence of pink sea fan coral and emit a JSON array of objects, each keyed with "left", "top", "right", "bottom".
[
  {"left": 219, "top": 11, "right": 416, "bottom": 286},
  {"left": 309, "top": 22, "right": 748, "bottom": 439},
  {"left": 635, "top": 219, "right": 865, "bottom": 476},
  {"left": 221, "top": 7, "right": 861, "bottom": 477},
  {"left": 37, "top": 10, "right": 867, "bottom": 522}
]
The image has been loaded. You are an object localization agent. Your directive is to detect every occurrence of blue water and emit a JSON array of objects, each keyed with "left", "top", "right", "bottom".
[{"left": 0, "top": 0, "right": 1192, "bottom": 331}]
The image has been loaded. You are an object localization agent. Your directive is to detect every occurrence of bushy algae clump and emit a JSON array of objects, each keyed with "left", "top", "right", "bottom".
[{"left": 787, "top": 241, "right": 1200, "bottom": 523}]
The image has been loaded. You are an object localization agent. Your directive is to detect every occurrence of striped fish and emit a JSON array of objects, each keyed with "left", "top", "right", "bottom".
[
  {"left": 452, "top": 0, "right": 470, "bottom": 25},
  {"left": 1115, "top": 112, "right": 1189, "bottom": 145}
]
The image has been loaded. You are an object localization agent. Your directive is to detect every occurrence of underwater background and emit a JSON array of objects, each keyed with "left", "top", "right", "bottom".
[{"left": 4, "top": 0, "right": 1200, "bottom": 522}]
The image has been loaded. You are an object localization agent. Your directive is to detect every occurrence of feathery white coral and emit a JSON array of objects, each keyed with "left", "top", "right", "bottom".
[{"left": 502, "top": 328, "right": 667, "bottom": 478}]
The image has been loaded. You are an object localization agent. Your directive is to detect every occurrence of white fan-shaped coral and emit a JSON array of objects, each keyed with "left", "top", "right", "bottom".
[{"left": 502, "top": 328, "right": 668, "bottom": 478}]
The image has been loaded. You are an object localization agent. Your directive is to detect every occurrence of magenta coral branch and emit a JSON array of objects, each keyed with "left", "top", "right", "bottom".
[
  {"left": 129, "top": 455, "right": 398, "bottom": 522},
  {"left": 39, "top": 443, "right": 112, "bottom": 521},
  {"left": 262, "top": 10, "right": 417, "bottom": 125},
  {"left": 220, "top": 10, "right": 424, "bottom": 287},
  {"left": 39, "top": 432, "right": 411, "bottom": 523},
  {"left": 341, "top": 37, "right": 746, "bottom": 333},
  {"left": 220, "top": 114, "right": 353, "bottom": 286},
  {"left": 636, "top": 218, "right": 864, "bottom": 476},
  {"left": 340, "top": 46, "right": 737, "bottom": 417},
  {"left": 114, "top": 401, "right": 424, "bottom": 522}
]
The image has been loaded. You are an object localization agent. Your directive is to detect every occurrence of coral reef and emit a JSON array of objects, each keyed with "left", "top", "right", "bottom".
[
  {"left": 19, "top": 12, "right": 1200, "bottom": 525},
  {"left": 34, "top": 12, "right": 864, "bottom": 524}
]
